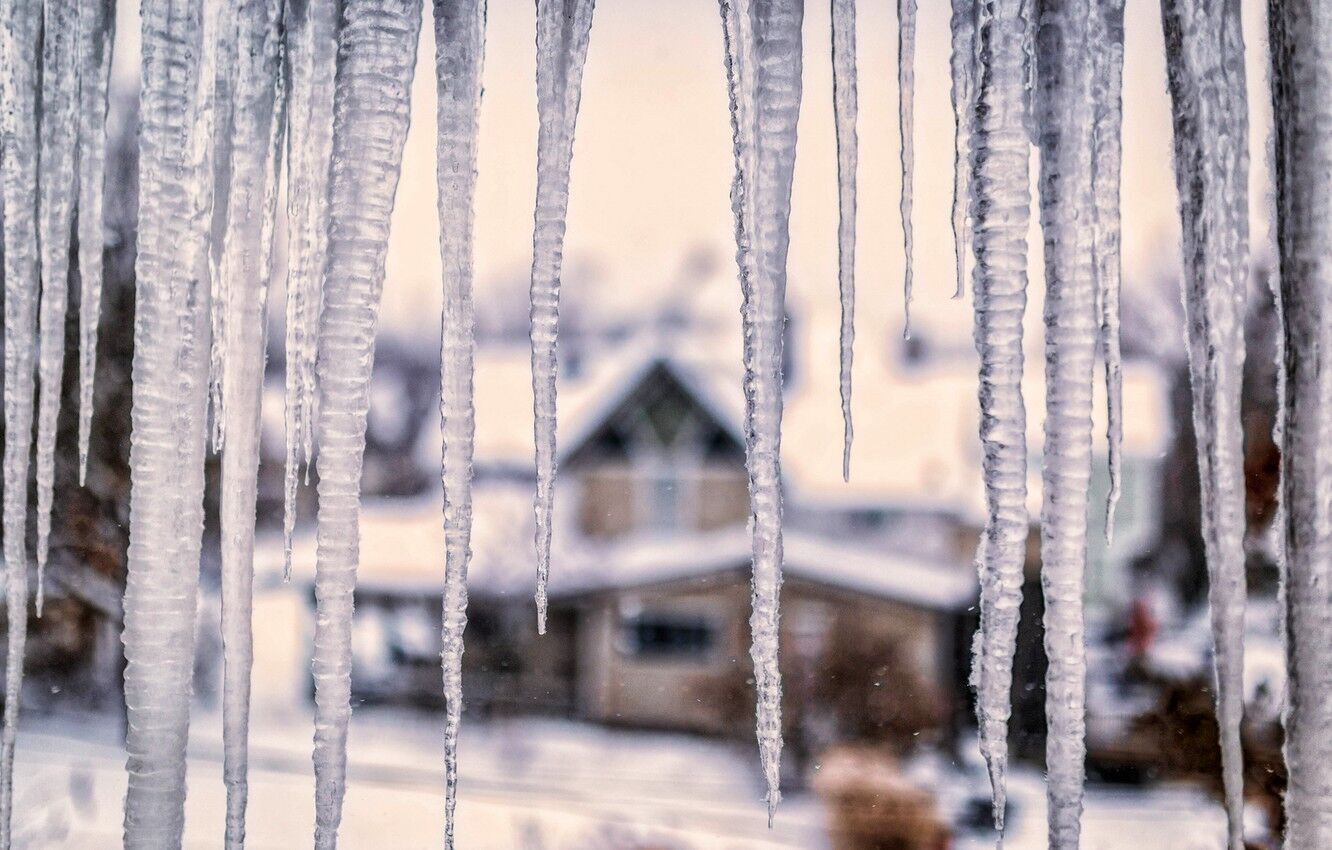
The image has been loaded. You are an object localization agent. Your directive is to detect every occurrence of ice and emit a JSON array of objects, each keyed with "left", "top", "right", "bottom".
[
  {"left": 431, "top": 0, "right": 486, "bottom": 845},
  {"left": 76, "top": 0, "right": 116, "bottom": 485},
  {"left": 831, "top": 0, "right": 856, "bottom": 481},
  {"left": 530, "top": 0, "right": 597, "bottom": 633},
  {"left": 897, "top": 0, "right": 916, "bottom": 337},
  {"left": 0, "top": 0, "right": 43, "bottom": 841},
  {"left": 216, "top": 0, "right": 286, "bottom": 845},
  {"left": 282, "top": 0, "right": 339, "bottom": 579},
  {"left": 1268, "top": 2, "right": 1332, "bottom": 845},
  {"left": 1033, "top": 1, "right": 1098, "bottom": 846},
  {"left": 948, "top": 0, "right": 975, "bottom": 300},
  {"left": 34, "top": 0, "right": 82, "bottom": 614},
  {"left": 209, "top": 12, "right": 240, "bottom": 451},
  {"left": 309, "top": 2, "right": 423, "bottom": 846},
  {"left": 1159, "top": 1, "right": 1250, "bottom": 845},
  {"left": 1090, "top": 0, "right": 1123, "bottom": 542},
  {"left": 717, "top": 0, "right": 803, "bottom": 822},
  {"left": 120, "top": 0, "right": 224, "bottom": 843},
  {"left": 967, "top": 0, "right": 1031, "bottom": 833}
]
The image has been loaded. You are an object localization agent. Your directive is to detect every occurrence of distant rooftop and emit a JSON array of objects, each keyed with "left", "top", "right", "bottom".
[
  {"left": 412, "top": 312, "right": 1172, "bottom": 522},
  {"left": 260, "top": 493, "right": 976, "bottom": 612}
]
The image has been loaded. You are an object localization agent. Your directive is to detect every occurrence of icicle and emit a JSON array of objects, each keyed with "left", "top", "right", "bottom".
[
  {"left": 310, "top": 2, "right": 423, "bottom": 846},
  {"left": 1268, "top": 2, "right": 1332, "bottom": 845},
  {"left": 948, "top": 0, "right": 975, "bottom": 300},
  {"left": 0, "top": 0, "right": 43, "bottom": 842},
  {"left": 831, "top": 0, "right": 856, "bottom": 482},
  {"left": 1033, "top": 1, "right": 1098, "bottom": 846},
  {"left": 34, "top": 0, "right": 83, "bottom": 615},
  {"left": 121, "top": 0, "right": 222, "bottom": 843},
  {"left": 1159, "top": 2, "right": 1250, "bottom": 846},
  {"left": 1090, "top": 0, "right": 1123, "bottom": 542},
  {"left": 967, "top": 0, "right": 1031, "bottom": 833},
  {"left": 530, "top": 0, "right": 596, "bottom": 634},
  {"left": 432, "top": 0, "right": 485, "bottom": 846},
  {"left": 282, "top": 0, "right": 339, "bottom": 580},
  {"left": 897, "top": 0, "right": 916, "bottom": 337},
  {"left": 209, "top": 11, "right": 241, "bottom": 452},
  {"left": 718, "top": 0, "right": 803, "bottom": 823},
  {"left": 217, "top": 0, "right": 286, "bottom": 846},
  {"left": 76, "top": 0, "right": 116, "bottom": 486}
]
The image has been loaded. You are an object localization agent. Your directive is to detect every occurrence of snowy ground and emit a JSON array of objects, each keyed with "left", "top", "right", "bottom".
[{"left": 11, "top": 705, "right": 1226, "bottom": 849}]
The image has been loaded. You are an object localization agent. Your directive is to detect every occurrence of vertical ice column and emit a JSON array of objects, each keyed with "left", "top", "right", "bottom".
[
  {"left": 217, "top": 0, "right": 287, "bottom": 845},
  {"left": 432, "top": 0, "right": 486, "bottom": 845},
  {"left": 310, "top": 2, "right": 423, "bottom": 847},
  {"left": 1269, "top": 0, "right": 1332, "bottom": 844},
  {"left": 968, "top": 0, "right": 1032, "bottom": 832},
  {"left": 831, "top": 0, "right": 857, "bottom": 481},
  {"left": 0, "top": 0, "right": 43, "bottom": 844},
  {"left": 76, "top": 0, "right": 117, "bottom": 484},
  {"left": 282, "top": 0, "right": 339, "bottom": 578},
  {"left": 1033, "top": 0, "right": 1098, "bottom": 846},
  {"left": 718, "top": 0, "right": 804, "bottom": 823},
  {"left": 948, "top": 0, "right": 975, "bottom": 299},
  {"left": 1090, "top": 0, "right": 1123, "bottom": 541},
  {"left": 530, "top": 0, "right": 596, "bottom": 633},
  {"left": 35, "top": 0, "right": 83, "bottom": 612},
  {"left": 121, "top": 0, "right": 223, "bottom": 844},
  {"left": 1159, "top": 1, "right": 1250, "bottom": 846},
  {"left": 897, "top": 0, "right": 916, "bottom": 335}
]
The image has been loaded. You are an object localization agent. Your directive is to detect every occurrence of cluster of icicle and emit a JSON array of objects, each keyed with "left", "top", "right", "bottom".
[
  {"left": 1, "top": 0, "right": 1330, "bottom": 847},
  {"left": 0, "top": 0, "right": 114, "bottom": 843}
]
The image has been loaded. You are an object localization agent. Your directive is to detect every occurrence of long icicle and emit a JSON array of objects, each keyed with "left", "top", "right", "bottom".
[
  {"left": 76, "top": 0, "right": 117, "bottom": 485},
  {"left": 217, "top": 0, "right": 286, "bottom": 845},
  {"left": 718, "top": 0, "right": 803, "bottom": 823},
  {"left": 0, "top": 0, "right": 43, "bottom": 841},
  {"left": 122, "top": 0, "right": 222, "bottom": 842},
  {"left": 209, "top": 10, "right": 241, "bottom": 451},
  {"left": 968, "top": 0, "right": 1031, "bottom": 833},
  {"left": 1269, "top": 0, "right": 1332, "bottom": 844},
  {"left": 831, "top": 0, "right": 857, "bottom": 481},
  {"left": 1090, "top": 0, "right": 1123, "bottom": 542},
  {"left": 34, "top": 0, "right": 83, "bottom": 615},
  {"left": 310, "top": 2, "right": 423, "bottom": 846},
  {"left": 1160, "top": 1, "right": 1250, "bottom": 845},
  {"left": 947, "top": 0, "right": 976, "bottom": 300},
  {"left": 897, "top": 0, "right": 916, "bottom": 337},
  {"left": 432, "top": 0, "right": 486, "bottom": 845},
  {"left": 530, "top": 0, "right": 596, "bottom": 634},
  {"left": 1034, "top": 0, "right": 1098, "bottom": 846},
  {"left": 282, "top": 0, "right": 339, "bottom": 579}
]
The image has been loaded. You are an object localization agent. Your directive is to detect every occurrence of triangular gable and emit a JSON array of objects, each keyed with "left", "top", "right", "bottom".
[{"left": 560, "top": 354, "right": 746, "bottom": 468}]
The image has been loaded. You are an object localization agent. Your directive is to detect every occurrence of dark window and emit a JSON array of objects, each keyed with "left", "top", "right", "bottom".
[{"left": 623, "top": 614, "right": 717, "bottom": 659}]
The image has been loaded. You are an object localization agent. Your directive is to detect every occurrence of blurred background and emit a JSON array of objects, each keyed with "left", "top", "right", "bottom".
[{"left": 3, "top": 0, "right": 1287, "bottom": 847}]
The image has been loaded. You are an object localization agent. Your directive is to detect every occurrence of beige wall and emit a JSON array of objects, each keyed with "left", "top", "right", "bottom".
[
  {"left": 572, "top": 571, "right": 950, "bottom": 736},
  {"left": 577, "top": 462, "right": 750, "bottom": 539}
]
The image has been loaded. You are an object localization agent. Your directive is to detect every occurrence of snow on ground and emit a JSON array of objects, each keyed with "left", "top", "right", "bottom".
[
  {"left": 10, "top": 704, "right": 1227, "bottom": 849},
  {"left": 948, "top": 768, "right": 1227, "bottom": 850},
  {"left": 11, "top": 707, "right": 826, "bottom": 849}
]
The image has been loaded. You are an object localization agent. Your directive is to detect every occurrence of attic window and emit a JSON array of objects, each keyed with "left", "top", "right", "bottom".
[{"left": 622, "top": 613, "right": 717, "bottom": 660}]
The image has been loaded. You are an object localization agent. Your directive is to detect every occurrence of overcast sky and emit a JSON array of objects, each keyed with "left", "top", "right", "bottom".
[{"left": 111, "top": 0, "right": 1276, "bottom": 349}]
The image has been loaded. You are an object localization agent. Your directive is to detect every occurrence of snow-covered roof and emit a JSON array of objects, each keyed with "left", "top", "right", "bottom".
[
  {"left": 415, "top": 336, "right": 745, "bottom": 476},
  {"left": 552, "top": 525, "right": 976, "bottom": 611},
  {"left": 258, "top": 492, "right": 976, "bottom": 612}
]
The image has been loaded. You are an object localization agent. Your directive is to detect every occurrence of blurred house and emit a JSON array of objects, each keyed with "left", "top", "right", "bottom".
[{"left": 255, "top": 297, "right": 1172, "bottom": 753}]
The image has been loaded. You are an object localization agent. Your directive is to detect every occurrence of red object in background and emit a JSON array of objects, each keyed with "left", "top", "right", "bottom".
[{"left": 1126, "top": 597, "right": 1158, "bottom": 659}]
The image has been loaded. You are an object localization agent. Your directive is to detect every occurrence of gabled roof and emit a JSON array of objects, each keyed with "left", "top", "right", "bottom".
[
  {"left": 426, "top": 318, "right": 1171, "bottom": 523},
  {"left": 414, "top": 337, "right": 746, "bottom": 475}
]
